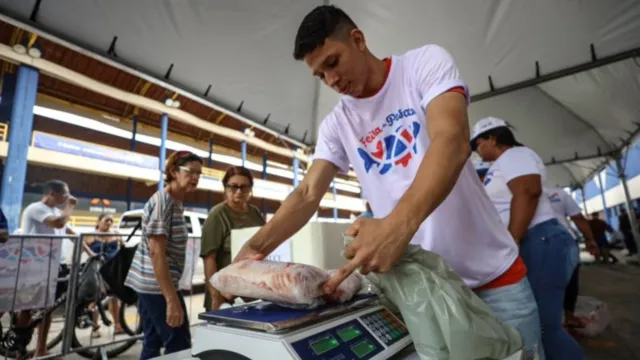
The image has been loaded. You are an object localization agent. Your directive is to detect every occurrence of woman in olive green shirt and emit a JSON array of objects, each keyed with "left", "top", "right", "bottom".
[{"left": 200, "top": 166, "right": 266, "bottom": 310}]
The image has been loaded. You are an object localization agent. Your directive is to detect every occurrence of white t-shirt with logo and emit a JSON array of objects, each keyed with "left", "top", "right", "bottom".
[
  {"left": 483, "top": 147, "right": 556, "bottom": 228},
  {"left": 546, "top": 187, "right": 582, "bottom": 233},
  {"left": 313, "top": 44, "right": 519, "bottom": 288}
]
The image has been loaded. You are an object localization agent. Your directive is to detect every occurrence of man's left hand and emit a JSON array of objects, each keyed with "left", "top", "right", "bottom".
[{"left": 323, "top": 217, "right": 414, "bottom": 295}]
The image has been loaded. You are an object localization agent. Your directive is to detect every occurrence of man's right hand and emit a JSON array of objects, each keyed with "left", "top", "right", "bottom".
[
  {"left": 67, "top": 195, "right": 78, "bottom": 207},
  {"left": 233, "top": 242, "right": 266, "bottom": 264},
  {"left": 222, "top": 243, "right": 265, "bottom": 302}
]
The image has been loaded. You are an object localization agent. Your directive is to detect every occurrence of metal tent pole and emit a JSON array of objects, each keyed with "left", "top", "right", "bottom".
[
  {"left": 615, "top": 155, "right": 640, "bottom": 260},
  {"left": 596, "top": 171, "right": 611, "bottom": 224}
]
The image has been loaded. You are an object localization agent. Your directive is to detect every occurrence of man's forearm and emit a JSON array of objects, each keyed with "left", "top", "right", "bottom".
[
  {"left": 387, "top": 136, "right": 470, "bottom": 233},
  {"left": 508, "top": 195, "right": 539, "bottom": 242},
  {"left": 249, "top": 187, "right": 320, "bottom": 255}
]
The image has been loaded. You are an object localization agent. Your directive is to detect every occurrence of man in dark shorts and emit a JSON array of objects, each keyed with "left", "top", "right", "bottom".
[{"left": 589, "top": 212, "right": 618, "bottom": 264}]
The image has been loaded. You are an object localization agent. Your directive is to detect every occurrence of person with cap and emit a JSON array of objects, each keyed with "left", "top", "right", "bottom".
[
  {"left": 545, "top": 187, "right": 599, "bottom": 331},
  {"left": 232, "top": 5, "right": 544, "bottom": 359},
  {"left": 471, "top": 117, "right": 585, "bottom": 360}
]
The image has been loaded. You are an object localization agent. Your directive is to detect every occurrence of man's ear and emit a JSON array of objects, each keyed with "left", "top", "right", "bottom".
[{"left": 350, "top": 29, "right": 366, "bottom": 52}]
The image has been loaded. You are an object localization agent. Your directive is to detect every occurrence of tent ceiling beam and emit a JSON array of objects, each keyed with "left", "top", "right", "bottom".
[
  {"left": 574, "top": 122, "right": 640, "bottom": 188},
  {"left": 544, "top": 151, "right": 613, "bottom": 167},
  {"left": 471, "top": 45, "right": 640, "bottom": 102},
  {"left": 0, "top": 12, "right": 309, "bottom": 149}
]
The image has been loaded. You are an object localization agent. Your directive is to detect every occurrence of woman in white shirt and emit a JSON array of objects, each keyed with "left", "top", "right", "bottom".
[{"left": 471, "top": 117, "right": 584, "bottom": 360}]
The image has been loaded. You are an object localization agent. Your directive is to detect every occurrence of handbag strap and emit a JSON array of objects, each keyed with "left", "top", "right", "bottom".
[{"left": 124, "top": 220, "right": 142, "bottom": 244}]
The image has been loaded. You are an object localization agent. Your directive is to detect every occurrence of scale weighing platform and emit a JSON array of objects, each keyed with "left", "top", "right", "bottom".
[{"left": 192, "top": 294, "right": 413, "bottom": 360}]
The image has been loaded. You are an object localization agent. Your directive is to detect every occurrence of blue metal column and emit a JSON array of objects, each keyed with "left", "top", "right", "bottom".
[
  {"left": 207, "top": 138, "right": 214, "bottom": 210},
  {"left": 0, "top": 65, "right": 39, "bottom": 233},
  {"left": 332, "top": 181, "right": 338, "bottom": 220},
  {"left": 158, "top": 113, "right": 169, "bottom": 191},
  {"left": 261, "top": 154, "right": 267, "bottom": 216},
  {"left": 126, "top": 116, "right": 138, "bottom": 210},
  {"left": 596, "top": 171, "right": 611, "bottom": 224}
]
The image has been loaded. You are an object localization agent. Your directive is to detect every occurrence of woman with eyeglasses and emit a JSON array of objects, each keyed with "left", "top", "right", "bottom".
[
  {"left": 124, "top": 150, "right": 202, "bottom": 360},
  {"left": 84, "top": 213, "right": 125, "bottom": 337},
  {"left": 471, "top": 117, "right": 584, "bottom": 360},
  {"left": 200, "top": 166, "right": 265, "bottom": 311}
]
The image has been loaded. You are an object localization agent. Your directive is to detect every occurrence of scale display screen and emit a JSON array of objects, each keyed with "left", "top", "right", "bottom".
[
  {"left": 337, "top": 325, "right": 362, "bottom": 342},
  {"left": 309, "top": 335, "right": 339, "bottom": 355},
  {"left": 351, "top": 339, "right": 377, "bottom": 359}
]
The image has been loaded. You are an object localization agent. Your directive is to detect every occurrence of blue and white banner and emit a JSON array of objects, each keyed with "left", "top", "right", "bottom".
[{"left": 33, "top": 132, "right": 159, "bottom": 170}]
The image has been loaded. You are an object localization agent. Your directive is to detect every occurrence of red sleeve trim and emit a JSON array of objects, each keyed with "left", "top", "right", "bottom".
[{"left": 446, "top": 86, "right": 467, "bottom": 96}]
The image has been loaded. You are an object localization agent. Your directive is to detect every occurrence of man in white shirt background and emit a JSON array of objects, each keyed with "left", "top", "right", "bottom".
[
  {"left": 15, "top": 179, "right": 80, "bottom": 358},
  {"left": 545, "top": 188, "right": 598, "bottom": 330}
]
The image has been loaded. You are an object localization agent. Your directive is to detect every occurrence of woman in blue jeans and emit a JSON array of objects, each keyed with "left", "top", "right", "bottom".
[
  {"left": 125, "top": 151, "right": 203, "bottom": 360},
  {"left": 472, "top": 117, "right": 584, "bottom": 360}
]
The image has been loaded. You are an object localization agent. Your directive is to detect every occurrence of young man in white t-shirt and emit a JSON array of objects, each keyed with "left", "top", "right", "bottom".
[
  {"left": 16, "top": 180, "right": 80, "bottom": 358},
  {"left": 233, "top": 5, "right": 542, "bottom": 358}
]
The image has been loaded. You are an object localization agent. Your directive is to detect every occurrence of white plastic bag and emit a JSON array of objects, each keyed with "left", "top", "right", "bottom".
[
  {"left": 573, "top": 296, "right": 609, "bottom": 337},
  {"left": 210, "top": 260, "right": 363, "bottom": 308}
]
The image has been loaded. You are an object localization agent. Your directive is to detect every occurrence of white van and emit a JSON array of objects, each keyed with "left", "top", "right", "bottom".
[{"left": 117, "top": 209, "right": 208, "bottom": 287}]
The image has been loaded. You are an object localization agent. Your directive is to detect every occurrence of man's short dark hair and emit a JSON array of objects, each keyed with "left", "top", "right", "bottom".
[
  {"left": 293, "top": 5, "right": 357, "bottom": 60},
  {"left": 42, "top": 180, "right": 68, "bottom": 195}
]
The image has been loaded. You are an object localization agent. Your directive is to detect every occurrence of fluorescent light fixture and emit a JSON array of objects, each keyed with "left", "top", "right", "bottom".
[{"left": 32, "top": 105, "right": 362, "bottom": 195}]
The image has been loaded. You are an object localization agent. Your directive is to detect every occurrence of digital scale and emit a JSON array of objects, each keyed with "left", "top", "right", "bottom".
[
  {"left": 185, "top": 293, "right": 525, "bottom": 360},
  {"left": 191, "top": 294, "right": 415, "bottom": 360}
]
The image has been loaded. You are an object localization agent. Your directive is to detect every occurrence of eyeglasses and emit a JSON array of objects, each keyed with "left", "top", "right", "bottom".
[
  {"left": 226, "top": 184, "right": 252, "bottom": 193},
  {"left": 179, "top": 166, "right": 202, "bottom": 178}
]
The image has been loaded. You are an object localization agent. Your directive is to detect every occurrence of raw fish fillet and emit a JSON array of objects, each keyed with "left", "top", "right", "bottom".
[
  {"left": 211, "top": 260, "right": 328, "bottom": 306},
  {"left": 210, "top": 260, "right": 363, "bottom": 307}
]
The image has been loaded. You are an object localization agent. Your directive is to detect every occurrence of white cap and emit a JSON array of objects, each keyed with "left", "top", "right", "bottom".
[{"left": 471, "top": 116, "right": 508, "bottom": 142}]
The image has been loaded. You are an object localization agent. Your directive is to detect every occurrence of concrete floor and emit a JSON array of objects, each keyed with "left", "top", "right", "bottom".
[
  {"left": 35, "top": 254, "right": 640, "bottom": 359},
  {"left": 576, "top": 259, "right": 640, "bottom": 359}
]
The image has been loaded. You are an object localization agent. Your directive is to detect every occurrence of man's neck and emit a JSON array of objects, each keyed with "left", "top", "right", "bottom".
[
  {"left": 359, "top": 56, "right": 390, "bottom": 98},
  {"left": 41, "top": 197, "right": 55, "bottom": 208}
]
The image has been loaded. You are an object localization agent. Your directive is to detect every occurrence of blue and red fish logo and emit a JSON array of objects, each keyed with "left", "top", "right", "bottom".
[
  {"left": 358, "top": 121, "right": 421, "bottom": 175},
  {"left": 548, "top": 192, "right": 562, "bottom": 203}
]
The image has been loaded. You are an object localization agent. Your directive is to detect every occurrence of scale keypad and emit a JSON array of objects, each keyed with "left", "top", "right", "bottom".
[{"left": 360, "top": 309, "right": 408, "bottom": 347}]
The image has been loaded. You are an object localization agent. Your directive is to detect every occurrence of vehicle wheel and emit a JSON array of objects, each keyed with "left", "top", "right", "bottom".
[
  {"left": 119, "top": 303, "right": 142, "bottom": 337},
  {"left": 71, "top": 301, "right": 139, "bottom": 359}
]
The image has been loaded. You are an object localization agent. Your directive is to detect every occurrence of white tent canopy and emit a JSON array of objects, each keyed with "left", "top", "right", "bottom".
[{"left": 1, "top": 0, "right": 640, "bottom": 187}]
